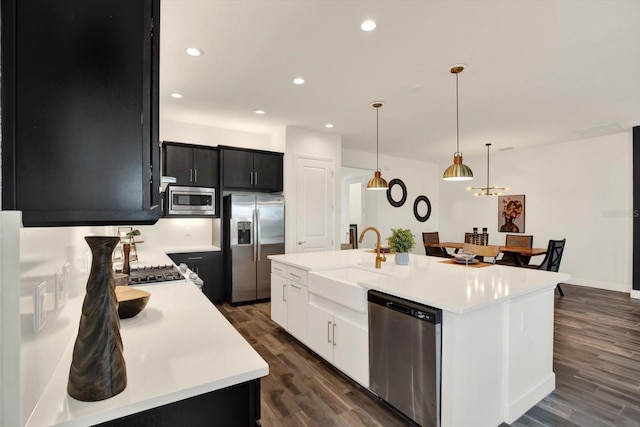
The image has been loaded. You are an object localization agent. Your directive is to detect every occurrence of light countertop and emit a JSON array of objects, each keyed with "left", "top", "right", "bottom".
[
  {"left": 26, "top": 281, "right": 268, "bottom": 427},
  {"left": 164, "top": 245, "right": 221, "bottom": 254},
  {"left": 269, "top": 250, "right": 570, "bottom": 314}
]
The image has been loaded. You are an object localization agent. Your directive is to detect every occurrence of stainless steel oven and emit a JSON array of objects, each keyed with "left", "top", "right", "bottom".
[{"left": 167, "top": 186, "right": 216, "bottom": 216}]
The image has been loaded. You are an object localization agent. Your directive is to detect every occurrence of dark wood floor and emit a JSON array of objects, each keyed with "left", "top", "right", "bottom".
[{"left": 219, "top": 284, "right": 640, "bottom": 426}]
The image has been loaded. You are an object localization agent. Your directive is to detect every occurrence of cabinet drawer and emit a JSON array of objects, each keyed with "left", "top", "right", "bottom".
[
  {"left": 271, "top": 262, "right": 287, "bottom": 276},
  {"left": 287, "top": 266, "right": 308, "bottom": 286},
  {"left": 167, "top": 251, "right": 217, "bottom": 264}
]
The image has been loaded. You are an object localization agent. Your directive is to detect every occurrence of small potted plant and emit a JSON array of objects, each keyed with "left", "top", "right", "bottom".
[{"left": 387, "top": 228, "right": 416, "bottom": 265}]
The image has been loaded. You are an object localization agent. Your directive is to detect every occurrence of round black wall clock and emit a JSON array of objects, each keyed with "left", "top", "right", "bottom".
[
  {"left": 386, "top": 178, "right": 407, "bottom": 208},
  {"left": 413, "top": 195, "right": 432, "bottom": 222}
]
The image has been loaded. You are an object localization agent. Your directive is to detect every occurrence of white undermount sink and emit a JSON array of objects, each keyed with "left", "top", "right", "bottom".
[{"left": 308, "top": 267, "right": 389, "bottom": 313}]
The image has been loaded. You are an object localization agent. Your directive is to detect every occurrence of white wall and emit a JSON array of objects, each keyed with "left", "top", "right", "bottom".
[
  {"left": 1, "top": 213, "right": 22, "bottom": 427},
  {"left": 284, "top": 126, "right": 342, "bottom": 253},
  {"left": 129, "top": 218, "right": 214, "bottom": 250},
  {"left": 439, "top": 131, "right": 633, "bottom": 292},
  {"left": 342, "top": 148, "right": 441, "bottom": 253},
  {"left": 160, "top": 119, "right": 273, "bottom": 150}
]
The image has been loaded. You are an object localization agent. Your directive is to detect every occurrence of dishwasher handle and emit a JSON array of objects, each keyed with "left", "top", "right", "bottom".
[
  {"left": 386, "top": 301, "right": 411, "bottom": 315},
  {"left": 368, "top": 290, "right": 441, "bottom": 324}
]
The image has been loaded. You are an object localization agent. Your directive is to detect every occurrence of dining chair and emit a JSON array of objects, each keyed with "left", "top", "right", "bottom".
[
  {"left": 462, "top": 243, "right": 501, "bottom": 264},
  {"left": 526, "top": 239, "right": 567, "bottom": 296},
  {"left": 422, "top": 232, "right": 452, "bottom": 258},
  {"left": 497, "top": 234, "right": 533, "bottom": 266}
]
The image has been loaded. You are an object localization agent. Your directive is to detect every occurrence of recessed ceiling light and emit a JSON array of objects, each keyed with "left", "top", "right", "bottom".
[
  {"left": 254, "top": 110, "right": 265, "bottom": 115},
  {"left": 171, "top": 93, "right": 183, "bottom": 99},
  {"left": 361, "top": 20, "right": 376, "bottom": 31},
  {"left": 293, "top": 77, "right": 305, "bottom": 85},
  {"left": 186, "top": 47, "right": 203, "bottom": 57},
  {"left": 325, "top": 124, "right": 334, "bottom": 128}
]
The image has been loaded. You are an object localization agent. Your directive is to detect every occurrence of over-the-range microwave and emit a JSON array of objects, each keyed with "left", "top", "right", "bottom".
[{"left": 166, "top": 185, "right": 216, "bottom": 216}]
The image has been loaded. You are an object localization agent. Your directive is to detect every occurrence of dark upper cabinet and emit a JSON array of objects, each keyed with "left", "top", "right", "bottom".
[
  {"left": 1, "top": 0, "right": 160, "bottom": 226},
  {"left": 221, "top": 147, "right": 283, "bottom": 192},
  {"left": 163, "top": 142, "right": 219, "bottom": 188}
]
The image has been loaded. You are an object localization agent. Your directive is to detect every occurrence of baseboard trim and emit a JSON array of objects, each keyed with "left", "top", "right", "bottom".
[
  {"left": 564, "top": 278, "right": 630, "bottom": 293},
  {"left": 504, "top": 373, "right": 555, "bottom": 424}
]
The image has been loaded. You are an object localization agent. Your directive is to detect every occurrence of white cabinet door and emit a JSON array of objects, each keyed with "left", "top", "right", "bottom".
[
  {"left": 287, "top": 282, "right": 308, "bottom": 341},
  {"left": 307, "top": 303, "right": 334, "bottom": 362},
  {"left": 270, "top": 273, "right": 288, "bottom": 329},
  {"left": 333, "top": 314, "right": 369, "bottom": 388}
]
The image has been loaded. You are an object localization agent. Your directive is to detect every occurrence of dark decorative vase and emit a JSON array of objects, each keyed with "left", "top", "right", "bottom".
[{"left": 68, "top": 236, "right": 127, "bottom": 401}]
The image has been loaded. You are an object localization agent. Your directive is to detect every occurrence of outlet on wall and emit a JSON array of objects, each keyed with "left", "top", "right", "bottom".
[
  {"left": 55, "top": 270, "right": 65, "bottom": 309},
  {"left": 33, "top": 281, "right": 47, "bottom": 332},
  {"left": 63, "top": 262, "right": 71, "bottom": 295}
]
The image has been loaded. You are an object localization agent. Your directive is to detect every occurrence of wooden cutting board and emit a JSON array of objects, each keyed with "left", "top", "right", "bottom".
[
  {"left": 115, "top": 286, "right": 150, "bottom": 302},
  {"left": 439, "top": 259, "right": 493, "bottom": 268}
]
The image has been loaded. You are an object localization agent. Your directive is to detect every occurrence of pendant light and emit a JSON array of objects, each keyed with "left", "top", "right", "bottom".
[
  {"left": 468, "top": 143, "right": 508, "bottom": 196},
  {"left": 367, "top": 102, "right": 389, "bottom": 190},
  {"left": 443, "top": 65, "right": 474, "bottom": 181}
]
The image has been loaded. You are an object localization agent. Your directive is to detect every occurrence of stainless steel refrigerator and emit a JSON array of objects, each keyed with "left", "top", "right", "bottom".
[{"left": 223, "top": 194, "right": 285, "bottom": 304}]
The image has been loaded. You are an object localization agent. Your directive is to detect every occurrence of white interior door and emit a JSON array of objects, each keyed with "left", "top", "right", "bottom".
[{"left": 295, "top": 156, "right": 334, "bottom": 253}]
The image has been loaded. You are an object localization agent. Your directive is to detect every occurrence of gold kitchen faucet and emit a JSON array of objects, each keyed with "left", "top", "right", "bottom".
[{"left": 359, "top": 227, "right": 386, "bottom": 269}]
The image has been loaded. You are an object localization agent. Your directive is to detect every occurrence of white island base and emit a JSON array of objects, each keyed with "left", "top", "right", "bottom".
[
  {"left": 440, "top": 287, "right": 555, "bottom": 426},
  {"left": 269, "top": 250, "right": 568, "bottom": 427}
]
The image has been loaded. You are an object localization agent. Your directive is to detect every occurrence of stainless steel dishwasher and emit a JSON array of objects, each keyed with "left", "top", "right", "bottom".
[{"left": 368, "top": 290, "right": 442, "bottom": 427}]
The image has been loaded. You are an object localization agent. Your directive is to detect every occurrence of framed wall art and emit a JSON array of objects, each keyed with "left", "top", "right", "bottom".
[{"left": 498, "top": 195, "right": 525, "bottom": 233}]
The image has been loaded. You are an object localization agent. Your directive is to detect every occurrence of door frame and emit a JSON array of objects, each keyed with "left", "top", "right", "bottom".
[{"left": 343, "top": 176, "right": 366, "bottom": 248}]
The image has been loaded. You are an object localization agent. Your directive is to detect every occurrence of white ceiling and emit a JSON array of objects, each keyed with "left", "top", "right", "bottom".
[{"left": 160, "top": 0, "right": 640, "bottom": 163}]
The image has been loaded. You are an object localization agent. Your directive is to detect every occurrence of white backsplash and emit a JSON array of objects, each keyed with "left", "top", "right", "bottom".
[
  {"left": 17, "top": 217, "right": 218, "bottom": 425},
  {"left": 19, "top": 225, "right": 113, "bottom": 425},
  {"left": 125, "top": 217, "right": 217, "bottom": 250}
]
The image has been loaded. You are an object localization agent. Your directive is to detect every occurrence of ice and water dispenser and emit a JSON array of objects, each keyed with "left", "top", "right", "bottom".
[{"left": 237, "top": 221, "right": 252, "bottom": 244}]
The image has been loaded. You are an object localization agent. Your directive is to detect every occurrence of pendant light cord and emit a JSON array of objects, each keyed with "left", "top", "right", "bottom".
[
  {"left": 486, "top": 143, "right": 490, "bottom": 190},
  {"left": 456, "top": 72, "right": 460, "bottom": 154},
  {"left": 376, "top": 107, "right": 380, "bottom": 171}
]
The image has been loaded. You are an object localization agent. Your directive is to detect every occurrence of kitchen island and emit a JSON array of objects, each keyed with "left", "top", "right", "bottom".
[
  {"left": 25, "top": 280, "right": 268, "bottom": 427},
  {"left": 269, "top": 249, "right": 570, "bottom": 427}
]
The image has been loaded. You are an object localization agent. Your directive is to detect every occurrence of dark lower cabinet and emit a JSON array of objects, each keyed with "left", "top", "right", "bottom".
[
  {"left": 168, "top": 251, "right": 223, "bottom": 305},
  {"left": 1, "top": 0, "right": 160, "bottom": 226},
  {"left": 96, "top": 379, "right": 260, "bottom": 427}
]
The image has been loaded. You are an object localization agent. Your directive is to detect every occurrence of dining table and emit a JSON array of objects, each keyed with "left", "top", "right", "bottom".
[{"left": 425, "top": 242, "right": 547, "bottom": 267}]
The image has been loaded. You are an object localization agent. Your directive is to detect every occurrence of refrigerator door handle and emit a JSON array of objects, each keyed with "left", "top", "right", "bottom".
[
  {"left": 252, "top": 209, "right": 257, "bottom": 262},
  {"left": 256, "top": 208, "right": 261, "bottom": 261}
]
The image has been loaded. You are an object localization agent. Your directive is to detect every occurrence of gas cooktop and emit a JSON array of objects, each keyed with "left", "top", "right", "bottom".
[{"left": 124, "top": 264, "right": 185, "bottom": 285}]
